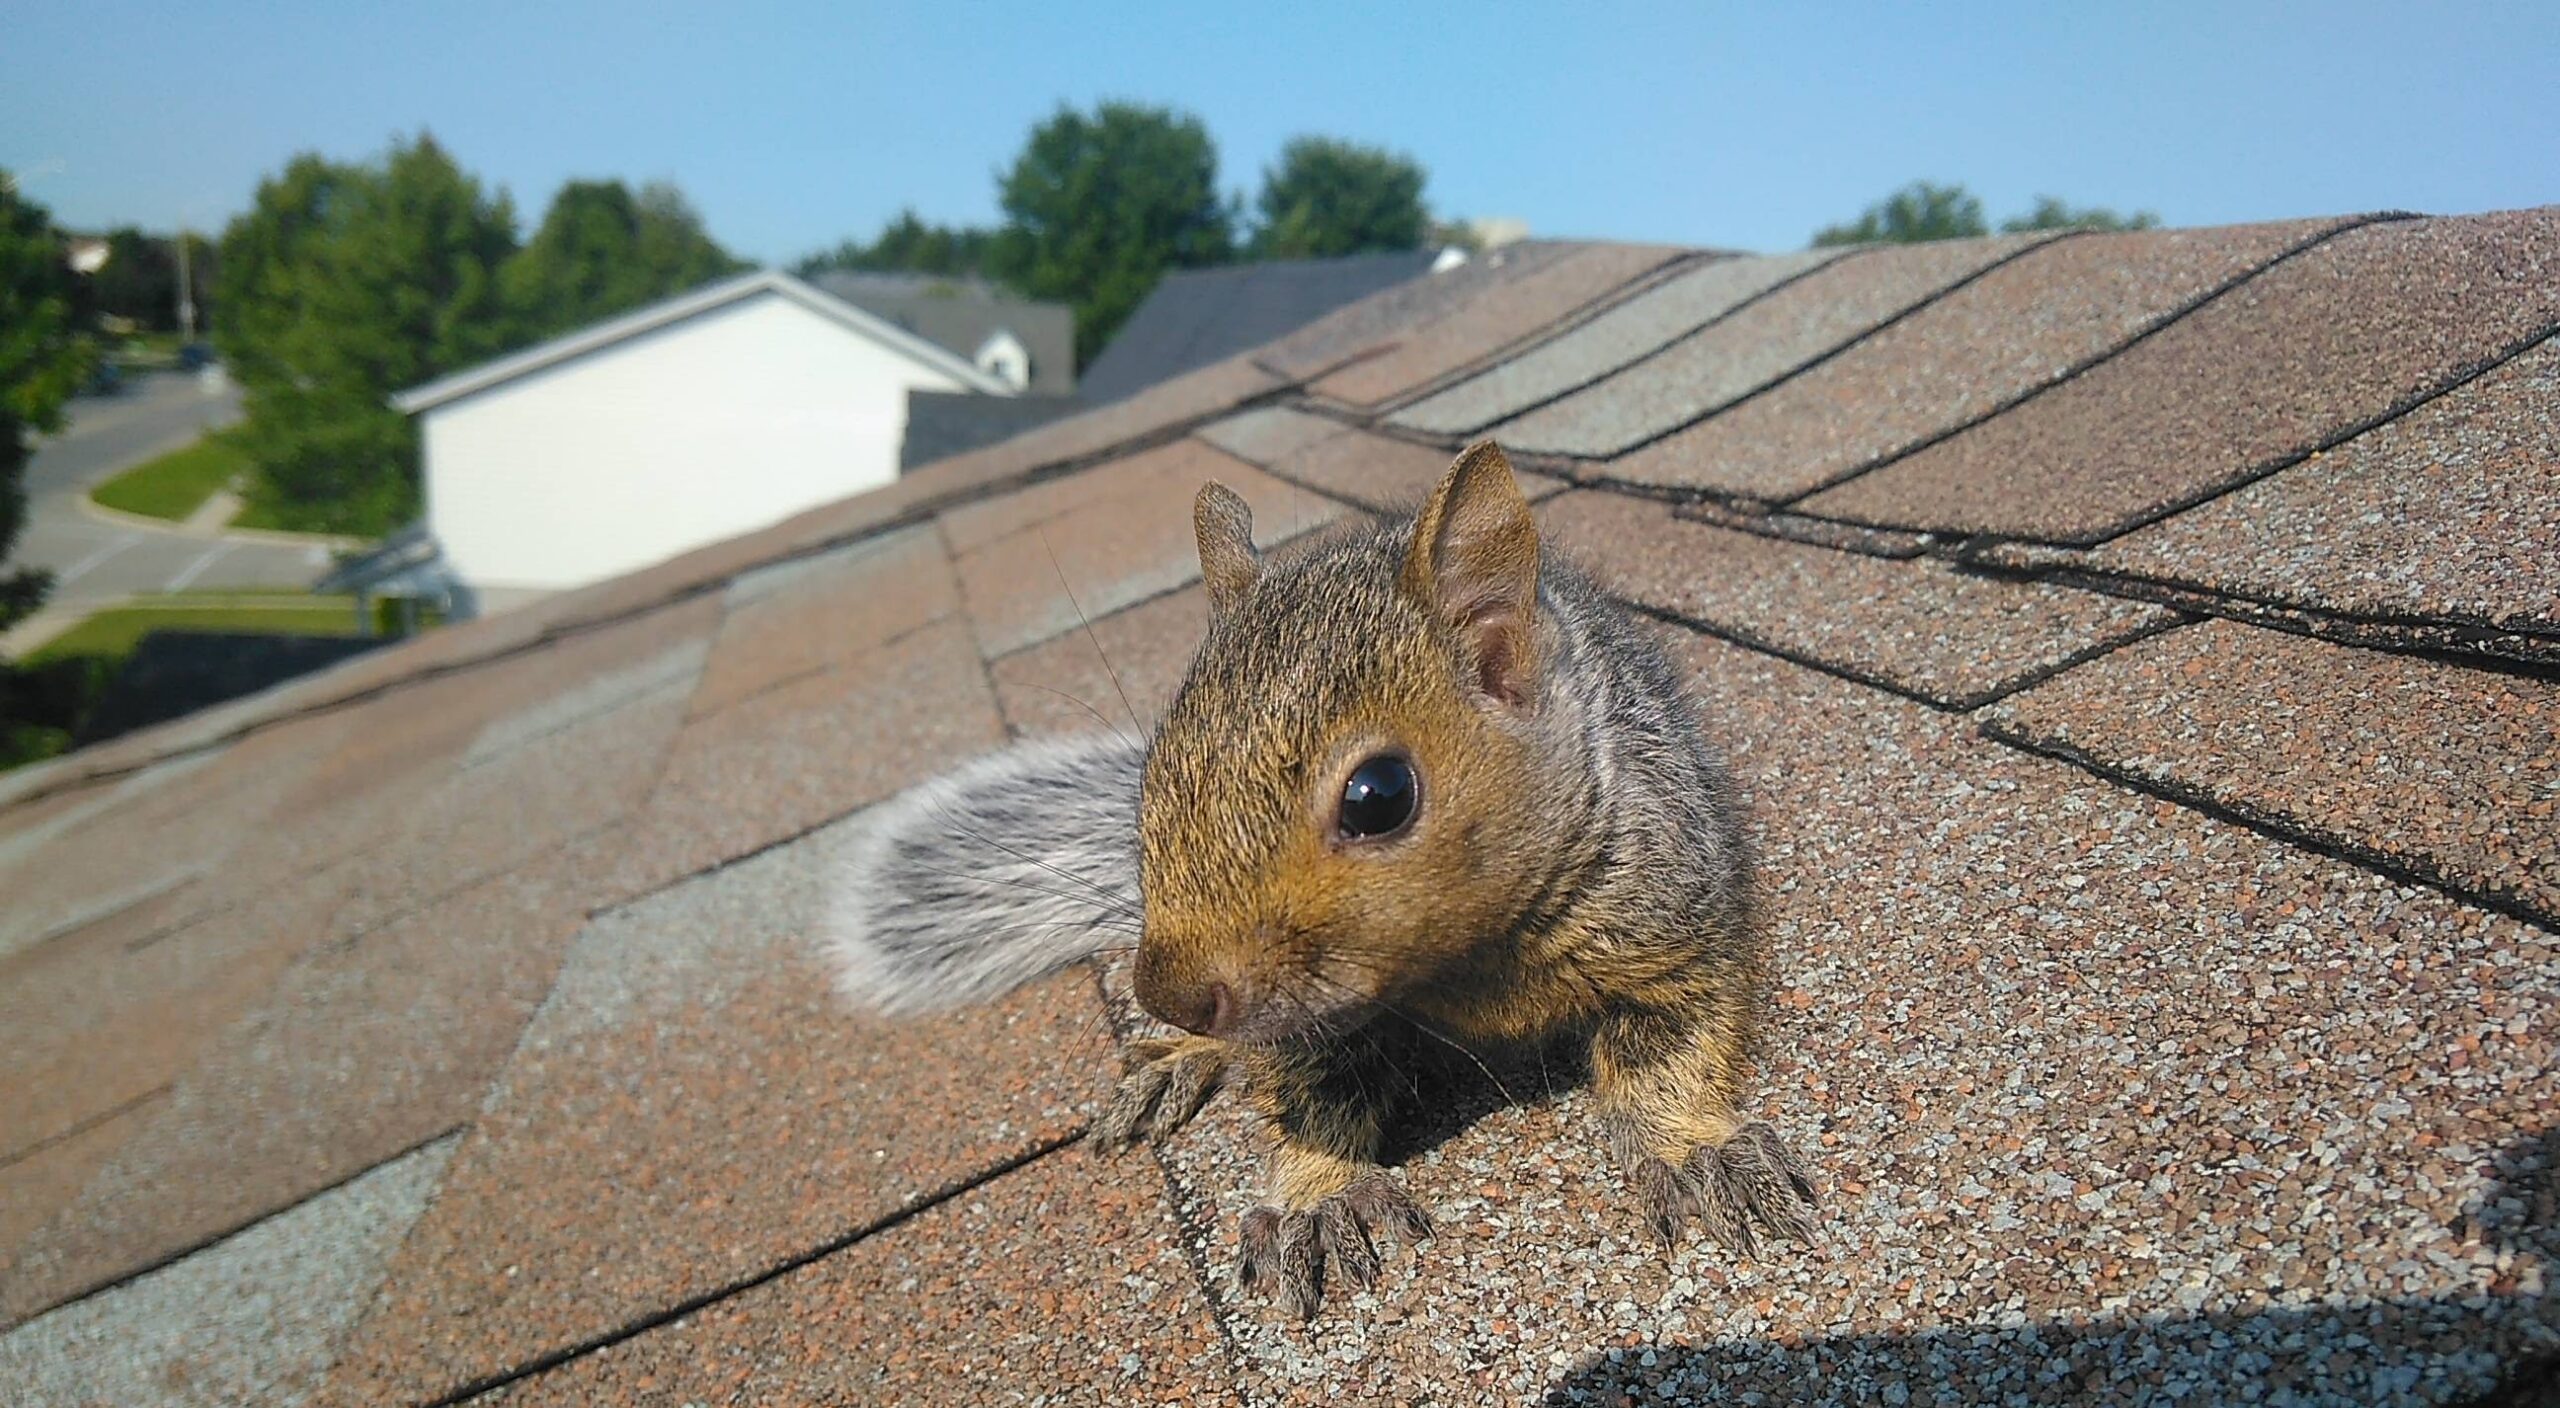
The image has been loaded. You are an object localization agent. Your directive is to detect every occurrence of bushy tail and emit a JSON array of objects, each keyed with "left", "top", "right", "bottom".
[{"left": 824, "top": 732, "right": 1144, "bottom": 1014}]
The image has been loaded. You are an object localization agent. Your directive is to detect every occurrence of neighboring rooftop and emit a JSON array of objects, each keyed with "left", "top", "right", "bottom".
[
  {"left": 1075, "top": 248, "right": 1443, "bottom": 404},
  {"left": 3, "top": 216, "right": 2557, "bottom": 1406},
  {"left": 808, "top": 270, "right": 1077, "bottom": 396}
]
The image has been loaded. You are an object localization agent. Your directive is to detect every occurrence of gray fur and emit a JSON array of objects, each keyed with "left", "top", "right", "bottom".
[{"left": 823, "top": 731, "right": 1144, "bottom": 1013}]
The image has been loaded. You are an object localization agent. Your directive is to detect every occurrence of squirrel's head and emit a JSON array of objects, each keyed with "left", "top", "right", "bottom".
[{"left": 1134, "top": 441, "right": 1570, "bottom": 1046}]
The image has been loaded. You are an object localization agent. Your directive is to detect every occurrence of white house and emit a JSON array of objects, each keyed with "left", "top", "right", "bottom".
[{"left": 391, "top": 270, "right": 1014, "bottom": 613}]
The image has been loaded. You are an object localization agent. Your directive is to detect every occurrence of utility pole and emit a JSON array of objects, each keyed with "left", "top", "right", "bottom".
[{"left": 175, "top": 225, "right": 198, "bottom": 344}]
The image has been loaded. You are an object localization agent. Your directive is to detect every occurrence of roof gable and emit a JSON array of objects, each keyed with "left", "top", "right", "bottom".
[{"left": 390, "top": 269, "right": 1013, "bottom": 414}]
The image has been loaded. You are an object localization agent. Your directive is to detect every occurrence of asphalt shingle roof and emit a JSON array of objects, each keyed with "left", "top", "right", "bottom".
[{"left": 3, "top": 204, "right": 2556, "bottom": 1407}]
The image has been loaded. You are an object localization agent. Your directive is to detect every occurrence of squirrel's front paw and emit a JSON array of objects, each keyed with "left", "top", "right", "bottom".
[
  {"left": 1634, "top": 1122, "right": 1817, "bottom": 1257},
  {"left": 1238, "top": 1171, "right": 1434, "bottom": 1318},
  {"left": 1093, "top": 1035, "right": 1228, "bottom": 1149}
]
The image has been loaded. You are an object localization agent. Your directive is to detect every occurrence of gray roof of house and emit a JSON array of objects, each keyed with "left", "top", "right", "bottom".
[
  {"left": 1074, "top": 249, "right": 1442, "bottom": 404},
  {"left": 807, "top": 272, "right": 1076, "bottom": 396}
]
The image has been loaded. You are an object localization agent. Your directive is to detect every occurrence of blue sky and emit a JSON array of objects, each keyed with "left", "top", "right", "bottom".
[{"left": 6, "top": 1, "right": 2555, "bottom": 262}]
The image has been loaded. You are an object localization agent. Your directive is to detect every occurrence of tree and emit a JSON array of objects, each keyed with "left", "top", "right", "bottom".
[
  {"left": 1, "top": 172, "right": 101, "bottom": 763},
  {"left": 1251, "top": 137, "right": 1429, "bottom": 260},
  {"left": 988, "top": 102, "right": 1234, "bottom": 364},
  {"left": 2001, "top": 196, "right": 2161, "bottom": 234},
  {"left": 1811, "top": 181, "right": 1989, "bottom": 247},
  {"left": 501, "top": 178, "right": 743, "bottom": 342},
  {"left": 798, "top": 209, "right": 997, "bottom": 280},
  {"left": 215, "top": 135, "right": 518, "bottom": 535}
]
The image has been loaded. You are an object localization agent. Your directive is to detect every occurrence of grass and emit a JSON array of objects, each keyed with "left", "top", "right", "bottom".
[
  {"left": 25, "top": 595, "right": 365, "bottom": 666},
  {"left": 88, "top": 435, "right": 252, "bottom": 522}
]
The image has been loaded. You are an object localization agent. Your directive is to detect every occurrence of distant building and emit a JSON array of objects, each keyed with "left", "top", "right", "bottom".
[
  {"left": 392, "top": 269, "right": 1016, "bottom": 613},
  {"left": 805, "top": 271, "right": 1075, "bottom": 397},
  {"left": 1075, "top": 250, "right": 1445, "bottom": 405}
]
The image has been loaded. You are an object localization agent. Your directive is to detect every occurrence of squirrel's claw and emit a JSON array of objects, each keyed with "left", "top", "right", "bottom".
[
  {"left": 1238, "top": 1171, "right": 1433, "bottom": 1319},
  {"left": 1093, "top": 1035, "right": 1228, "bottom": 1150},
  {"left": 1639, "top": 1122, "right": 1818, "bottom": 1256}
]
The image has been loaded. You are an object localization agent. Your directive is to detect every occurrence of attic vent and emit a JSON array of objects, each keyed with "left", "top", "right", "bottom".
[{"left": 974, "top": 329, "right": 1032, "bottom": 392}]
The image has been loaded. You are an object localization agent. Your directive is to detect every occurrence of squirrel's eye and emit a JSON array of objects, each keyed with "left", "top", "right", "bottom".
[{"left": 1338, "top": 755, "right": 1417, "bottom": 840}]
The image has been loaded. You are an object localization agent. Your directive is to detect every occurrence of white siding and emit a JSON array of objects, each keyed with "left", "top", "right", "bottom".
[{"left": 422, "top": 290, "right": 970, "bottom": 597}]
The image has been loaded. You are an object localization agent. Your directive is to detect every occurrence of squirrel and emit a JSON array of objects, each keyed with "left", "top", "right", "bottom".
[{"left": 827, "top": 440, "right": 1815, "bottom": 1317}]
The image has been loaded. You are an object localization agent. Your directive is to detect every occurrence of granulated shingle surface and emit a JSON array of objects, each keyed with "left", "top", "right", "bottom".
[
  {"left": 1802, "top": 209, "right": 2560, "bottom": 541},
  {"left": 1392, "top": 249, "right": 1845, "bottom": 435},
  {"left": 686, "top": 523, "right": 958, "bottom": 717},
  {"left": 1539, "top": 490, "right": 2175, "bottom": 706},
  {"left": 1611, "top": 218, "right": 2346, "bottom": 499},
  {"left": 478, "top": 1148, "right": 1234, "bottom": 1408},
  {"left": 947, "top": 439, "right": 1347, "bottom": 658},
  {"left": 1, "top": 1137, "right": 455, "bottom": 1408},
  {"left": 8, "top": 207, "right": 2558, "bottom": 1404},
  {"left": 1256, "top": 241, "right": 1588, "bottom": 381},
  {"left": 0, "top": 878, "right": 344, "bottom": 1167},
  {"left": 993, "top": 583, "right": 1209, "bottom": 741},
  {"left": 1250, "top": 426, "right": 1565, "bottom": 513},
  {"left": 1985, "top": 619, "right": 2560, "bottom": 925},
  {"left": 1145, "top": 631, "right": 2557, "bottom": 1406},
  {"left": 2084, "top": 333, "right": 2560, "bottom": 642},
  {"left": 1311, "top": 244, "right": 1686, "bottom": 407},
  {"left": 627, "top": 616, "right": 1003, "bottom": 891},
  {"left": 0, "top": 843, "right": 599, "bottom": 1326},
  {"left": 1497, "top": 233, "right": 2055, "bottom": 459},
  {"left": 313, "top": 819, "right": 1114, "bottom": 1407}
]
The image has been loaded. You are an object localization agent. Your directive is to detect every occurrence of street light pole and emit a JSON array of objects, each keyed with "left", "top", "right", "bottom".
[{"left": 175, "top": 225, "right": 198, "bottom": 344}]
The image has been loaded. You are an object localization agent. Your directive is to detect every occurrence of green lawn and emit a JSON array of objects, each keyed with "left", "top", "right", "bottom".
[
  {"left": 88, "top": 435, "right": 252, "bottom": 522},
  {"left": 26, "top": 596, "right": 365, "bottom": 666}
]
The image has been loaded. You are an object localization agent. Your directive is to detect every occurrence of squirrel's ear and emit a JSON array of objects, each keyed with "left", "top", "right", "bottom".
[
  {"left": 1401, "top": 440, "right": 1541, "bottom": 708},
  {"left": 1194, "top": 481, "right": 1261, "bottom": 617}
]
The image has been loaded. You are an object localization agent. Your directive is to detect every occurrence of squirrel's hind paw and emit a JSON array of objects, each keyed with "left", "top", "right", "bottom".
[
  {"left": 1093, "top": 1035, "right": 1228, "bottom": 1149},
  {"left": 1239, "top": 1172, "right": 1434, "bottom": 1319},
  {"left": 1636, "top": 1122, "right": 1818, "bottom": 1257}
]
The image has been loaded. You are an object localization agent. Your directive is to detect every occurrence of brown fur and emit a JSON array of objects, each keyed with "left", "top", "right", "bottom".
[{"left": 1110, "top": 442, "right": 1814, "bottom": 1315}]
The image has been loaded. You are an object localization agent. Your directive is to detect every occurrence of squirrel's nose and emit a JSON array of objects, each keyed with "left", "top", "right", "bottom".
[{"left": 1165, "top": 981, "right": 1237, "bottom": 1037}]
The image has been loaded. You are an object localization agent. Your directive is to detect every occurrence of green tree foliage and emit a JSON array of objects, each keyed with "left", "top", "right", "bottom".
[
  {"left": 1251, "top": 137, "right": 1430, "bottom": 259},
  {"left": 1, "top": 172, "right": 103, "bottom": 764},
  {"left": 797, "top": 208, "right": 996, "bottom": 280},
  {"left": 989, "top": 102, "right": 1235, "bottom": 363},
  {"left": 501, "top": 179, "right": 744, "bottom": 342},
  {"left": 1812, "top": 181, "right": 1989, "bottom": 246},
  {"left": 214, "top": 135, "right": 518, "bottom": 535},
  {"left": 2001, "top": 195, "right": 2161, "bottom": 233}
]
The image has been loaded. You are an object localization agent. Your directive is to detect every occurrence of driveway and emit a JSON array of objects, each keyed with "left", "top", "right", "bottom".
[{"left": 9, "top": 370, "right": 340, "bottom": 611}]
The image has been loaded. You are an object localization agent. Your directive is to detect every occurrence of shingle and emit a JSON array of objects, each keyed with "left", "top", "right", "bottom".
[
  {"left": 688, "top": 523, "right": 959, "bottom": 717},
  {"left": 0, "top": 842, "right": 598, "bottom": 1326},
  {"left": 1151, "top": 629, "right": 2555, "bottom": 1406},
  {"left": 915, "top": 352, "right": 1283, "bottom": 484},
  {"left": 947, "top": 439, "right": 1348, "bottom": 658},
  {"left": 1539, "top": 490, "right": 2175, "bottom": 706},
  {"left": 2081, "top": 333, "right": 2560, "bottom": 648},
  {"left": 1194, "top": 402, "right": 1354, "bottom": 467},
  {"left": 1392, "top": 249, "right": 1846, "bottom": 435},
  {"left": 1255, "top": 241, "right": 1589, "bottom": 380},
  {"left": 1227, "top": 421, "right": 1567, "bottom": 514},
  {"left": 0, "top": 1137, "right": 455, "bottom": 1408},
  {"left": 311, "top": 819, "right": 1116, "bottom": 1407},
  {"left": 1310, "top": 244, "right": 1687, "bottom": 407},
  {"left": 1985, "top": 619, "right": 2559, "bottom": 924},
  {"left": 1613, "top": 217, "right": 2351, "bottom": 499},
  {"left": 992, "top": 584, "right": 1210, "bottom": 740},
  {"left": 1801, "top": 208, "right": 2560, "bottom": 541},
  {"left": 474, "top": 1149, "right": 1231, "bottom": 1408},
  {"left": 1497, "top": 233, "right": 2056, "bottom": 458},
  {"left": 324, "top": 673, "right": 696, "bottom": 941},
  {"left": 0, "top": 1095, "right": 163, "bottom": 1288},
  {"left": 0, "top": 879, "right": 341, "bottom": 1167},
  {"left": 616, "top": 616, "right": 1005, "bottom": 896}
]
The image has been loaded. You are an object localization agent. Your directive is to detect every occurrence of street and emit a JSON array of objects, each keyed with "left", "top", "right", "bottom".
[{"left": 9, "top": 370, "right": 337, "bottom": 612}]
